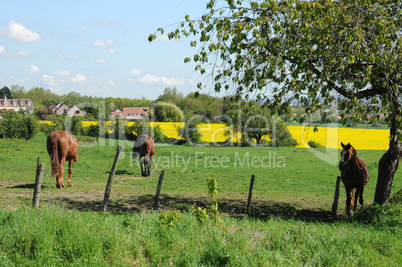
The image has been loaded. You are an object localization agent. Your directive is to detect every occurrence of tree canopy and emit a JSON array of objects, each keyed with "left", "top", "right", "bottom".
[
  {"left": 0, "top": 86, "right": 11, "bottom": 99},
  {"left": 150, "top": 0, "right": 402, "bottom": 204}
]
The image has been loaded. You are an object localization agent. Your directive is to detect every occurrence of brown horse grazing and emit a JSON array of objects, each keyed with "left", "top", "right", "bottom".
[
  {"left": 47, "top": 130, "right": 80, "bottom": 188},
  {"left": 132, "top": 134, "right": 155, "bottom": 177},
  {"left": 339, "top": 142, "right": 369, "bottom": 215}
]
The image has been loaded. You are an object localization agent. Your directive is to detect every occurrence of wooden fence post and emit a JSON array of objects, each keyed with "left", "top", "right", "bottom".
[
  {"left": 103, "top": 145, "right": 123, "bottom": 212},
  {"left": 331, "top": 176, "right": 342, "bottom": 218},
  {"left": 247, "top": 174, "right": 255, "bottom": 214},
  {"left": 33, "top": 157, "right": 45, "bottom": 208},
  {"left": 153, "top": 170, "right": 165, "bottom": 211}
]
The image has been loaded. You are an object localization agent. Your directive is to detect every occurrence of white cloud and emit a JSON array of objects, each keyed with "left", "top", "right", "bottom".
[
  {"left": 53, "top": 70, "right": 71, "bottom": 77},
  {"left": 138, "top": 74, "right": 185, "bottom": 86},
  {"left": 7, "top": 50, "right": 28, "bottom": 57},
  {"left": 0, "top": 45, "right": 5, "bottom": 54},
  {"left": 96, "top": 58, "right": 107, "bottom": 63},
  {"left": 58, "top": 53, "right": 80, "bottom": 60},
  {"left": 71, "top": 74, "right": 87, "bottom": 84},
  {"left": 100, "top": 18, "right": 122, "bottom": 28},
  {"left": 155, "top": 35, "right": 176, "bottom": 42},
  {"left": 161, "top": 77, "right": 185, "bottom": 86},
  {"left": 92, "top": 39, "right": 118, "bottom": 47},
  {"left": 28, "top": 65, "right": 40, "bottom": 73},
  {"left": 130, "top": 68, "right": 142, "bottom": 76},
  {"left": 106, "top": 80, "right": 118, "bottom": 88},
  {"left": 16, "top": 50, "right": 28, "bottom": 56},
  {"left": 0, "top": 20, "right": 40, "bottom": 43},
  {"left": 138, "top": 74, "right": 161, "bottom": 84},
  {"left": 108, "top": 48, "right": 116, "bottom": 54},
  {"left": 79, "top": 19, "right": 122, "bottom": 31},
  {"left": 43, "top": 74, "right": 58, "bottom": 86}
]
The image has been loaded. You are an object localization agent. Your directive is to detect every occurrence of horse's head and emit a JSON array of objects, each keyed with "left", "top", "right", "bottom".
[{"left": 339, "top": 142, "right": 356, "bottom": 170}]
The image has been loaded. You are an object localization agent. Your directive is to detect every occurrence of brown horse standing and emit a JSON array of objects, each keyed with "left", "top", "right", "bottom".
[
  {"left": 47, "top": 130, "right": 80, "bottom": 188},
  {"left": 132, "top": 134, "right": 155, "bottom": 177},
  {"left": 339, "top": 142, "right": 369, "bottom": 215}
]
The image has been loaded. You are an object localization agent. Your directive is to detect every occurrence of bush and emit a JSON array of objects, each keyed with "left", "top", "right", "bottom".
[
  {"left": 353, "top": 203, "right": 402, "bottom": 227},
  {"left": 127, "top": 120, "right": 168, "bottom": 143},
  {"left": 271, "top": 119, "right": 298, "bottom": 147},
  {"left": 39, "top": 115, "right": 64, "bottom": 135},
  {"left": 70, "top": 116, "right": 83, "bottom": 136},
  {"left": 85, "top": 124, "right": 100, "bottom": 137},
  {"left": 176, "top": 119, "right": 203, "bottom": 145},
  {"left": 308, "top": 140, "right": 323, "bottom": 148},
  {"left": 390, "top": 189, "right": 402, "bottom": 204},
  {"left": 0, "top": 110, "right": 38, "bottom": 139}
]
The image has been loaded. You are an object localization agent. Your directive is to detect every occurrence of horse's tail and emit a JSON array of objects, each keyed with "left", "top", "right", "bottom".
[{"left": 48, "top": 135, "right": 60, "bottom": 178}]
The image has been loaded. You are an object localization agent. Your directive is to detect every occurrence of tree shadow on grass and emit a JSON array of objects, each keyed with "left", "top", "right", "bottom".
[{"left": 45, "top": 193, "right": 332, "bottom": 221}]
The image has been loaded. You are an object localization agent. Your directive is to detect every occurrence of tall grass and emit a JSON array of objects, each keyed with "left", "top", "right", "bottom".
[{"left": 0, "top": 206, "right": 401, "bottom": 266}]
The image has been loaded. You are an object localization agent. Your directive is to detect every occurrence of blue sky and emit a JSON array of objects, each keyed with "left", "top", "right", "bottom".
[{"left": 0, "top": 0, "right": 210, "bottom": 100}]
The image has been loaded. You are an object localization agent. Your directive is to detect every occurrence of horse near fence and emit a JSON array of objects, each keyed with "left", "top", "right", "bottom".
[
  {"left": 47, "top": 130, "right": 80, "bottom": 188},
  {"left": 339, "top": 142, "right": 369, "bottom": 215},
  {"left": 132, "top": 134, "right": 155, "bottom": 177}
]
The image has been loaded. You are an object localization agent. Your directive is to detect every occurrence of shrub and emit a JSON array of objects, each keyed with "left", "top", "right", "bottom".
[
  {"left": 272, "top": 119, "right": 299, "bottom": 147},
  {"left": 70, "top": 116, "right": 83, "bottom": 136},
  {"left": 176, "top": 119, "right": 203, "bottom": 145},
  {"left": 0, "top": 110, "right": 38, "bottom": 139},
  {"left": 353, "top": 203, "right": 402, "bottom": 227},
  {"left": 158, "top": 209, "right": 182, "bottom": 228},
  {"left": 308, "top": 140, "right": 323, "bottom": 148},
  {"left": 127, "top": 120, "right": 168, "bottom": 143},
  {"left": 390, "top": 189, "right": 402, "bottom": 204},
  {"left": 85, "top": 124, "right": 100, "bottom": 137}
]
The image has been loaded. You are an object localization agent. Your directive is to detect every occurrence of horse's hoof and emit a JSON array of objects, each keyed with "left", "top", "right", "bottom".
[{"left": 68, "top": 183, "right": 73, "bottom": 187}]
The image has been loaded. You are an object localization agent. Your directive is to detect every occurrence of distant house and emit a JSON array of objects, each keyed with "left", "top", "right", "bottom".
[
  {"left": 0, "top": 97, "right": 34, "bottom": 113},
  {"left": 110, "top": 109, "right": 123, "bottom": 118},
  {"left": 111, "top": 107, "right": 149, "bottom": 120},
  {"left": 48, "top": 102, "right": 86, "bottom": 117}
]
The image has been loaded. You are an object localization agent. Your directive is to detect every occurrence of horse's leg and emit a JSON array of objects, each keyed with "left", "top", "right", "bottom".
[
  {"left": 344, "top": 185, "right": 353, "bottom": 215},
  {"left": 68, "top": 160, "right": 74, "bottom": 186},
  {"left": 358, "top": 186, "right": 365, "bottom": 207},
  {"left": 140, "top": 156, "right": 144, "bottom": 176},
  {"left": 354, "top": 189, "right": 359, "bottom": 213},
  {"left": 144, "top": 156, "right": 149, "bottom": 176},
  {"left": 349, "top": 188, "right": 355, "bottom": 214},
  {"left": 58, "top": 158, "right": 66, "bottom": 189},
  {"left": 148, "top": 156, "right": 153, "bottom": 176}
]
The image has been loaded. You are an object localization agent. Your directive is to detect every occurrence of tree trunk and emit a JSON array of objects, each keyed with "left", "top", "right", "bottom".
[{"left": 374, "top": 138, "right": 402, "bottom": 205}]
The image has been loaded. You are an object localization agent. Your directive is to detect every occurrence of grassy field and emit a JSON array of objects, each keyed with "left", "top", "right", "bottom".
[
  {"left": 0, "top": 133, "right": 401, "bottom": 265},
  {"left": 1, "top": 133, "right": 400, "bottom": 214}
]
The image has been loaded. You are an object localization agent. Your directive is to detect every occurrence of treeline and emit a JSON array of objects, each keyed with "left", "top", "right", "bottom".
[
  {"left": 1, "top": 85, "right": 152, "bottom": 121},
  {"left": 1, "top": 85, "right": 230, "bottom": 122},
  {"left": 0, "top": 85, "right": 299, "bottom": 146}
]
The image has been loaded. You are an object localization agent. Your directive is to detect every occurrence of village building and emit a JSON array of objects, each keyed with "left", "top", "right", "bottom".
[
  {"left": 48, "top": 102, "right": 86, "bottom": 117},
  {"left": 111, "top": 107, "right": 149, "bottom": 120},
  {"left": 0, "top": 97, "right": 34, "bottom": 113}
]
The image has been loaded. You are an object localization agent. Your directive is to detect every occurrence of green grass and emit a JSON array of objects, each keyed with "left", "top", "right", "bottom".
[
  {"left": 0, "top": 133, "right": 401, "bottom": 265},
  {"left": 1, "top": 133, "right": 400, "bottom": 214},
  {"left": 0, "top": 206, "right": 401, "bottom": 266}
]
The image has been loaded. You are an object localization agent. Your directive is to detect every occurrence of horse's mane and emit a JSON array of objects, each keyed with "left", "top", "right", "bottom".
[{"left": 351, "top": 146, "right": 357, "bottom": 157}]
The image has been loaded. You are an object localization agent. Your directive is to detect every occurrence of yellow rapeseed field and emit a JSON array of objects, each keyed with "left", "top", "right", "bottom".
[
  {"left": 287, "top": 126, "right": 389, "bottom": 150},
  {"left": 40, "top": 121, "right": 390, "bottom": 150}
]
